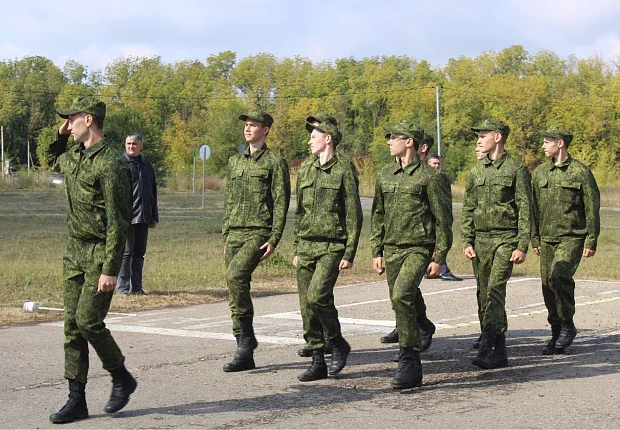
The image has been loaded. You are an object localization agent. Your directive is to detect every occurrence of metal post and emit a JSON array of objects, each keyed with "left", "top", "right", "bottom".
[
  {"left": 201, "top": 158, "right": 205, "bottom": 209},
  {"left": 192, "top": 145, "right": 196, "bottom": 195},
  {"left": 27, "top": 140, "right": 30, "bottom": 172},
  {"left": 436, "top": 85, "right": 441, "bottom": 157}
]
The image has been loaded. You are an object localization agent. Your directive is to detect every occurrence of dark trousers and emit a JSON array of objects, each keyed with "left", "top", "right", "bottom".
[{"left": 117, "top": 223, "right": 149, "bottom": 294}]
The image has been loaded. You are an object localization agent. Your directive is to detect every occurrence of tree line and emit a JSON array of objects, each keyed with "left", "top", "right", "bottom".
[{"left": 1, "top": 45, "right": 619, "bottom": 187}]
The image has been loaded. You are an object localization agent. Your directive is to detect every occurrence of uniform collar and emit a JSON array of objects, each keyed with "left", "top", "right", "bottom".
[
  {"left": 244, "top": 144, "right": 267, "bottom": 161},
  {"left": 82, "top": 138, "right": 108, "bottom": 159},
  {"left": 482, "top": 151, "right": 508, "bottom": 169},
  {"left": 313, "top": 153, "right": 338, "bottom": 171},
  {"left": 393, "top": 157, "right": 421, "bottom": 175},
  {"left": 550, "top": 155, "right": 572, "bottom": 170}
]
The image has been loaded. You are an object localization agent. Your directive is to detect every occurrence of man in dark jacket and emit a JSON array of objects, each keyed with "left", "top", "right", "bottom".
[{"left": 117, "top": 133, "right": 159, "bottom": 295}]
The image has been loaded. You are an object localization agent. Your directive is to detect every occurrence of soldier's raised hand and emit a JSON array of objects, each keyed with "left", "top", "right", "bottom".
[{"left": 59, "top": 119, "right": 70, "bottom": 135}]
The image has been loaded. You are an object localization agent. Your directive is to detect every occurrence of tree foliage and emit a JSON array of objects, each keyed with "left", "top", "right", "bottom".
[{"left": 1, "top": 46, "right": 619, "bottom": 187}]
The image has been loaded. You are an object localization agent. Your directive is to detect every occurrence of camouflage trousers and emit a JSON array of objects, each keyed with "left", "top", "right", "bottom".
[
  {"left": 384, "top": 244, "right": 434, "bottom": 351},
  {"left": 296, "top": 239, "right": 345, "bottom": 350},
  {"left": 63, "top": 237, "right": 125, "bottom": 383},
  {"left": 472, "top": 232, "right": 518, "bottom": 334},
  {"left": 225, "top": 229, "right": 270, "bottom": 336},
  {"left": 540, "top": 238, "right": 585, "bottom": 325}
]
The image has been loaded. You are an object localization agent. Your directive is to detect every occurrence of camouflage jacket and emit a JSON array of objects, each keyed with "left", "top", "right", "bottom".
[
  {"left": 370, "top": 158, "right": 453, "bottom": 264},
  {"left": 531, "top": 156, "right": 600, "bottom": 250},
  {"left": 223, "top": 145, "right": 291, "bottom": 247},
  {"left": 43, "top": 133, "right": 131, "bottom": 276},
  {"left": 293, "top": 153, "right": 363, "bottom": 263},
  {"left": 461, "top": 152, "right": 532, "bottom": 253}
]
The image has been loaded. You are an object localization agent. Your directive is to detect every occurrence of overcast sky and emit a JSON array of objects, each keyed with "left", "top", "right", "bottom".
[{"left": 2, "top": 0, "right": 620, "bottom": 72}]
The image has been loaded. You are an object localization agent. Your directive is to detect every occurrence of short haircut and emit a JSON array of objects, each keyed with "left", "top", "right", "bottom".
[
  {"left": 126, "top": 133, "right": 143, "bottom": 143},
  {"left": 91, "top": 114, "right": 104, "bottom": 130},
  {"left": 428, "top": 154, "right": 441, "bottom": 160}
]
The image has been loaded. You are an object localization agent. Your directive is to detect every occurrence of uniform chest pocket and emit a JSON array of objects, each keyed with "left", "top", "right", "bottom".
[
  {"left": 491, "top": 176, "right": 514, "bottom": 203},
  {"left": 398, "top": 183, "right": 423, "bottom": 195},
  {"left": 318, "top": 176, "right": 342, "bottom": 212},
  {"left": 248, "top": 168, "right": 270, "bottom": 193},
  {"left": 77, "top": 171, "right": 97, "bottom": 187},
  {"left": 559, "top": 180, "right": 581, "bottom": 204},
  {"left": 537, "top": 178, "right": 549, "bottom": 188}
]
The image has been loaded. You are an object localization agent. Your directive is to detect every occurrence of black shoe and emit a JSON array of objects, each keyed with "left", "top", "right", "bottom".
[
  {"left": 380, "top": 327, "right": 399, "bottom": 344},
  {"left": 224, "top": 317, "right": 258, "bottom": 372},
  {"left": 418, "top": 319, "right": 436, "bottom": 352},
  {"left": 440, "top": 272, "right": 463, "bottom": 281},
  {"left": 131, "top": 290, "right": 146, "bottom": 295},
  {"left": 541, "top": 324, "right": 565, "bottom": 355},
  {"left": 487, "top": 333, "right": 508, "bottom": 368},
  {"left": 472, "top": 332, "right": 497, "bottom": 370},
  {"left": 555, "top": 320, "right": 577, "bottom": 349},
  {"left": 328, "top": 335, "right": 351, "bottom": 375},
  {"left": 104, "top": 366, "right": 137, "bottom": 413},
  {"left": 298, "top": 350, "right": 328, "bottom": 382},
  {"left": 298, "top": 346, "right": 313, "bottom": 357},
  {"left": 391, "top": 347, "right": 423, "bottom": 389},
  {"left": 472, "top": 333, "right": 482, "bottom": 349},
  {"left": 49, "top": 380, "right": 89, "bottom": 424}
]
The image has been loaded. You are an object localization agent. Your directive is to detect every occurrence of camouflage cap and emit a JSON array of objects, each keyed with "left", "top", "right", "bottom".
[
  {"left": 57, "top": 96, "right": 106, "bottom": 119},
  {"left": 471, "top": 118, "right": 510, "bottom": 138},
  {"left": 540, "top": 125, "right": 573, "bottom": 144},
  {"left": 306, "top": 114, "right": 342, "bottom": 145},
  {"left": 383, "top": 120, "right": 425, "bottom": 141},
  {"left": 239, "top": 110, "right": 274, "bottom": 127}
]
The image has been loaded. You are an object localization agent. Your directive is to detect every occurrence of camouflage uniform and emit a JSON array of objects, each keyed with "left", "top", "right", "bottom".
[
  {"left": 294, "top": 152, "right": 362, "bottom": 349},
  {"left": 370, "top": 124, "right": 453, "bottom": 351},
  {"left": 532, "top": 128, "right": 600, "bottom": 327},
  {"left": 223, "top": 135, "right": 290, "bottom": 337},
  {"left": 43, "top": 100, "right": 131, "bottom": 384},
  {"left": 462, "top": 122, "right": 532, "bottom": 335}
]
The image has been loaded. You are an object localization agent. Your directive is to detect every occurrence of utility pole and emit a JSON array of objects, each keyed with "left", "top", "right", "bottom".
[
  {"left": 435, "top": 85, "right": 442, "bottom": 157},
  {"left": 27, "top": 140, "right": 30, "bottom": 172},
  {"left": 192, "top": 145, "right": 196, "bottom": 194}
]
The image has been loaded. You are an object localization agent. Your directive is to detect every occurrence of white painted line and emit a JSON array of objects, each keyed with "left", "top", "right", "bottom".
[
  {"left": 46, "top": 322, "right": 302, "bottom": 345},
  {"left": 576, "top": 279, "right": 620, "bottom": 285},
  {"left": 573, "top": 331, "right": 620, "bottom": 343},
  {"left": 335, "top": 280, "right": 385, "bottom": 290},
  {"left": 597, "top": 290, "right": 620, "bottom": 295},
  {"left": 337, "top": 298, "right": 390, "bottom": 308}
]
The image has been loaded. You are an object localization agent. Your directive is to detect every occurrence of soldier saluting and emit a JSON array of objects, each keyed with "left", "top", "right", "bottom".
[{"left": 43, "top": 96, "right": 137, "bottom": 423}]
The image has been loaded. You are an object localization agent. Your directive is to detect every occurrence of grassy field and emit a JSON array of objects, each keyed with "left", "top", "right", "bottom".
[{"left": 1, "top": 187, "right": 619, "bottom": 326}]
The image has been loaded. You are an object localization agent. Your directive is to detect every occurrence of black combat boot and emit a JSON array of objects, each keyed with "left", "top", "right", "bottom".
[
  {"left": 49, "top": 379, "right": 89, "bottom": 424},
  {"left": 328, "top": 335, "right": 351, "bottom": 375},
  {"left": 223, "top": 317, "right": 258, "bottom": 372},
  {"left": 380, "top": 327, "right": 399, "bottom": 344},
  {"left": 298, "top": 349, "right": 328, "bottom": 381},
  {"left": 471, "top": 332, "right": 497, "bottom": 370},
  {"left": 391, "top": 347, "right": 423, "bottom": 390},
  {"left": 487, "top": 332, "right": 508, "bottom": 369},
  {"left": 555, "top": 320, "right": 577, "bottom": 349},
  {"left": 298, "top": 339, "right": 332, "bottom": 357},
  {"left": 472, "top": 333, "right": 482, "bottom": 349},
  {"left": 542, "top": 324, "right": 565, "bottom": 355},
  {"left": 104, "top": 365, "right": 137, "bottom": 413},
  {"left": 418, "top": 318, "right": 436, "bottom": 352}
]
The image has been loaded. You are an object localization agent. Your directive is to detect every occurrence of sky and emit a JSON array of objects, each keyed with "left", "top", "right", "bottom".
[{"left": 1, "top": 0, "right": 620, "bottom": 73}]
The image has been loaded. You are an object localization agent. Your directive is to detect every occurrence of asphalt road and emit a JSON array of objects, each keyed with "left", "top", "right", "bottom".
[{"left": 2, "top": 276, "right": 619, "bottom": 429}]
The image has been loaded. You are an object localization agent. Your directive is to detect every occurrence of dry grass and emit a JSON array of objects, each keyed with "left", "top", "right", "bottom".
[{"left": 1, "top": 188, "right": 619, "bottom": 326}]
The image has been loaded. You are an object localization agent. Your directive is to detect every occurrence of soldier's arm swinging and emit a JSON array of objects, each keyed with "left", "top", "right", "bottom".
[
  {"left": 582, "top": 169, "right": 600, "bottom": 257},
  {"left": 262, "top": 158, "right": 291, "bottom": 261},
  {"left": 511, "top": 165, "right": 532, "bottom": 264},
  {"left": 461, "top": 172, "right": 477, "bottom": 259},
  {"left": 370, "top": 178, "right": 385, "bottom": 275},
  {"left": 340, "top": 164, "right": 363, "bottom": 268}
]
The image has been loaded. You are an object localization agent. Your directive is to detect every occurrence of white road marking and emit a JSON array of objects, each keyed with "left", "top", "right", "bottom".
[
  {"left": 45, "top": 322, "right": 303, "bottom": 345},
  {"left": 597, "top": 290, "right": 620, "bottom": 295},
  {"left": 573, "top": 330, "right": 620, "bottom": 343}
]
